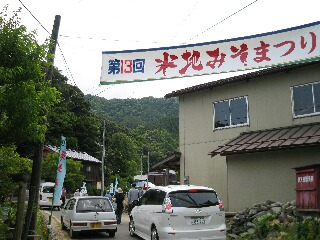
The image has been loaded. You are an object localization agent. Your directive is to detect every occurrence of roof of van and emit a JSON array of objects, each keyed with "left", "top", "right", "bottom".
[{"left": 150, "top": 185, "right": 217, "bottom": 192}]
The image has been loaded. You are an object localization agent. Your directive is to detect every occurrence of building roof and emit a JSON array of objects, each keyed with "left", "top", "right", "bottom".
[
  {"left": 165, "top": 60, "right": 320, "bottom": 98},
  {"left": 210, "top": 123, "right": 320, "bottom": 156},
  {"left": 151, "top": 152, "right": 181, "bottom": 171},
  {"left": 44, "top": 145, "right": 101, "bottom": 163}
]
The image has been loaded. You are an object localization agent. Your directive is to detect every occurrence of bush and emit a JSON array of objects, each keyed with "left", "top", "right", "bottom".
[{"left": 86, "top": 185, "right": 100, "bottom": 196}]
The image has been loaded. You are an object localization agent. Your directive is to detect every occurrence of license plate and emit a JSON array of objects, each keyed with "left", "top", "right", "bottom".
[
  {"left": 191, "top": 217, "right": 205, "bottom": 225},
  {"left": 48, "top": 198, "right": 52, "bottom": 202},
  {"left": 90, "top": 223, "right": 101, "bottom": 229}
]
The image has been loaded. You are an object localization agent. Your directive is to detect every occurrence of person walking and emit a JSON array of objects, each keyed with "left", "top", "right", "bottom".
[
  {"left": 104, "top": 190, "right": 112, "bottom": 201},
  {"left": 128, "top": 183, "right": 140, "bottom": 215},
  {"left": 61, "top": 188, "right": 67, "bottom": 207},
  {"left": 113, "top": 188, "right": 125, "bottom": 224}
]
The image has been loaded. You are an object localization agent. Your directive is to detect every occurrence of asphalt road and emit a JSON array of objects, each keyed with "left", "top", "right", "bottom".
[{"left": 43, "top": 208, "right": 141, "bottom": 240}]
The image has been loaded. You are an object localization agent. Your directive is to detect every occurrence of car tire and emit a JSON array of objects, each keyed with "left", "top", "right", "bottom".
[
  {"left": 129, "top": 217, "right": 136, "bottom": 237},
  {"left": 61, "top": 217, "right": 67, "bottom": 230},
  {"left": 69, "top": 222, "right": 77, "bottom": 238},
  {"left": 151, "top": 226, "right": 159, "bottom": 240},
  {"left": 108, "top": 231, "right": 116, "bottom": 237}
]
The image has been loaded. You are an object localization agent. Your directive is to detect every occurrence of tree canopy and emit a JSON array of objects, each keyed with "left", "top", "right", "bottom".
[{"left": 0, "top": 6, "right": 58, "bottom": 155}]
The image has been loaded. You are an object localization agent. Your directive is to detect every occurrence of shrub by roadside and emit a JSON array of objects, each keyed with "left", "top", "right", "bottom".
[
  {"left": 227, "top": 200, "right": 320, "bottom": 240},
  {"left": 0, "top": 201, "right": 68, "bottom": 239}
]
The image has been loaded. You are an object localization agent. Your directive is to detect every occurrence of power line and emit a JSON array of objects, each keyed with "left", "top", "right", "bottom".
[
  {"left": 188, "top": 0, "right": 259, "bottom": 42},
  {"left": 18, "top": 0, "right": 51, "bottom": 36},
  {"left": 57, "top": 43, "right": 78, "bottom": 87},
  {"left": 59, "top": 34, "right": 161, "bottom": 45},
  {"left": 170, "top": 1, "right": 199, "bottom": 44},
  {"left": 18, "top": 0, "right": 80, "bottom": 88}
]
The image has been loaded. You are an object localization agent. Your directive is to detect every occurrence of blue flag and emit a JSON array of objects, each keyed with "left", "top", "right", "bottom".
[
  {"left": 114, "top": 177, "right": 118, "bottom": 194},
  {"left": 53, "top": 136, "right": 67, "bottom": 204}
]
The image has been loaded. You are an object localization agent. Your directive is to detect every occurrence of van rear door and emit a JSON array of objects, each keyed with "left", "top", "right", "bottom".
[{"left": 168, "top": 190, "right": 225, "bottom": 231}]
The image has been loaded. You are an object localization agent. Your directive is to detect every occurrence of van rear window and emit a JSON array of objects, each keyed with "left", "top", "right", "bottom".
[
  {"left": 42, "top": 186, "right": 55, "bottom": 193},
  {"left": 168, "top": 190, "right": 219, "bottom": 208}
]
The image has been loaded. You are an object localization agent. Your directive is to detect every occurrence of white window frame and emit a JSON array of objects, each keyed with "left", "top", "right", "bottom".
[
  {"left": 291, "top": 81, "right": 320, "bottom": 118},
  {"left": 213, "top": 96, "right": 249, "bottom": 130}
]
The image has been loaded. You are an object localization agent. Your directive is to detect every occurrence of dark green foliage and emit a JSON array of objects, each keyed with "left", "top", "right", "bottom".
[
  {"left": 86, "top": 95, "right": 179, "bottom": 138},
  {"left": 0, "top": 6, "right": 59, "bottom": 156},
  {"left": 41, "top": 152, "right": 84, "bottom": 193},
  {"left": 46, "top": 68, "right": 101, "bottom": 157},
  {"left": 0, "top": 146, "right": 31, "bottom": 204}
]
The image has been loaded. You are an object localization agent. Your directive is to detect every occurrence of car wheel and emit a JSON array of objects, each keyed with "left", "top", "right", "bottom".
[
  {"left": 69, "top": 222, "right": 77, "bottom": 238},
  {"left": 129, "top": 217, "right": 136, "bottom": 237},
  {"left": 151, "top": 226, "right": 159, "bottom": 240},
  {"left": 61, "top": 217, "right": 67, "bottom": 230},
  {"left": 108, "top": 231, "right": 116, "bottom": 237}
]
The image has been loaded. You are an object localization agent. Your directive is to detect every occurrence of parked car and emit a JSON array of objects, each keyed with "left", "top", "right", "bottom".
[
  {"left": 39, "top": 182, "right": 62, "bottom": 210},
  {"left": 129, "top": 185, "right": 226, "bottom": 240},
  {"left": 61, "top": 196, "right": 117, "bottom": 238}
]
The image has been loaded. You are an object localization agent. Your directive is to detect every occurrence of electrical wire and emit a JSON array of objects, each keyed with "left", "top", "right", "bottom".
[
  {"left": 187, "top": 0, "right": 259, "bottom": 42},
  {"left": 59, "top": 34, "right": 161, "bottom": 45},
  {"left": 18, "top": 0, "right": 51, "bottom": 35},
  {"left": 17, "top": 0, "right": 260, "bottom": 101}
]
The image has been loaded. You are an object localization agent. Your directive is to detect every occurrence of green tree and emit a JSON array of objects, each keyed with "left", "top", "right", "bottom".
[
  {"left": 0, "top": 146, "right": 32, "bottom": 203},
  {"left": 132, "top": 127, "right": 178, "bottom": 166},
  {"left": 41, "top": 152, "right": 84, "bottom": 193},
  {"left": 108, "top": 132, "right": 140, "bottom": 188},
  {"left": 46, "top": 68, "right": 101, "bottom": 157},
  {"left": 0, "top": 6, "right": 59, "bottom": 238},
  {"left": 0, "top": 6, "right": 58, "bottom": 154}
]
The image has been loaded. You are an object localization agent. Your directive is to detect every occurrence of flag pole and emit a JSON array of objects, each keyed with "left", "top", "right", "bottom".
[
  {"left": 101, "top": 120, "right": 106, "bottom": 196},
  {"left": 47, "top": 136, "right": 66, "bottom": 239}
]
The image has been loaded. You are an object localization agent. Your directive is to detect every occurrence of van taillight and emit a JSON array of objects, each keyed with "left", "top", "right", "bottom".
[
  {"left": 162, "top": 198, "right": 172, "bottom": 213},
  {"left": 219, "top": 203, "right": 224, "bottom": 211}
]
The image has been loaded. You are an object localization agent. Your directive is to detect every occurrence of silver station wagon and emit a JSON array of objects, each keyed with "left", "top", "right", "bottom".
[
  {"left": 61, "top": 196, "right": 117, "bottom": 238},
  {"left": 129, "top": 185, "right": 226, "bottom": 240}
]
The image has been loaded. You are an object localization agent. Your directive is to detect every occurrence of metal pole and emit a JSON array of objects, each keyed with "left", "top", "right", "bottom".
[
  {"left": 140, "top": 153, "right": 143, "bottom": 177},
  {"left": 101, "top": 120, "right": 106, "bottom": 196},
  {"left": 147, "top": 151, "right": 149, "bottom": 187}
]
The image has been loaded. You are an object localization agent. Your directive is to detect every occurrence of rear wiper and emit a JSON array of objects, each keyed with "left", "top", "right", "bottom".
[
  {"left": 186, "top": 194, "right": 199, "bottom": 208},
  {"left": 95, "top": 204, "right": 106, "bottom": 212},
  {"left": 198, "top": 201, "right": 219, "bottom": 207}
]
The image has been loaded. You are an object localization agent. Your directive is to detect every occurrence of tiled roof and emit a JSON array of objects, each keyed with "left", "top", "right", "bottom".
[
  {"left": 165, "top": 60, "right": 320, "bottom": 98},
  {"left": 210, "top": 123, "right": 320, "bottom": 156},
  {"left": 45, "top": 145, "right": 101, "bottom": 163}
]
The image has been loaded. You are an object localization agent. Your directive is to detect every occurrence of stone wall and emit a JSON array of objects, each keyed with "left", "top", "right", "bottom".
[{"left": 227, "top": 200, "right": 296, "bottom": 239}]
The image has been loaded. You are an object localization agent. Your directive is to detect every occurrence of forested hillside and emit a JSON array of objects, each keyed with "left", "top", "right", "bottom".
[{"left": 86, "top": 95, "right": 179, "bottom": 138}]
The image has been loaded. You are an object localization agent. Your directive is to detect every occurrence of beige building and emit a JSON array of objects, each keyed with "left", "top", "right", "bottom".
[{"left": 165, "top": 60, "right": 320, "bottom": 212}]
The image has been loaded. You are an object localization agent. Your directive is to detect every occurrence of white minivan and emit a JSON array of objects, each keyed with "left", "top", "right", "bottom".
[
  {"left": 129, "top": 185, "right": 226, "bottom": 240},
  {"left": 39, "top": 182, "right": 62, "bottom": 210}
]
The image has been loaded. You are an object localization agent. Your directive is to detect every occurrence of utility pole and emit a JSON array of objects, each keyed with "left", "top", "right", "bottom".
[
  {"left": 140, "top": 153, "right": 143, "bottom": 177},
  {"left": 101, "top": 120, "right": 106, "bottom": 196},
  {"left": 147, "top": 151, "right": 150, "bottom": 187},
  {"left": 22, "top": 15, "right": 61, "bottom": 240}
]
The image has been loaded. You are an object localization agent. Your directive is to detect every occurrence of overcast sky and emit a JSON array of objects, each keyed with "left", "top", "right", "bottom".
[{"left": 2, "top": 0, "right": 319, "bottom": 99}]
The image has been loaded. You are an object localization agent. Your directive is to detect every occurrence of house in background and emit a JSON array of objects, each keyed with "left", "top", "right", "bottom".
[
  {"left": 165, "top": 60, "right": 320, "bottom": 212},
  {"left": 43, "top": 145, "right": 102, "bottom": 188}
]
